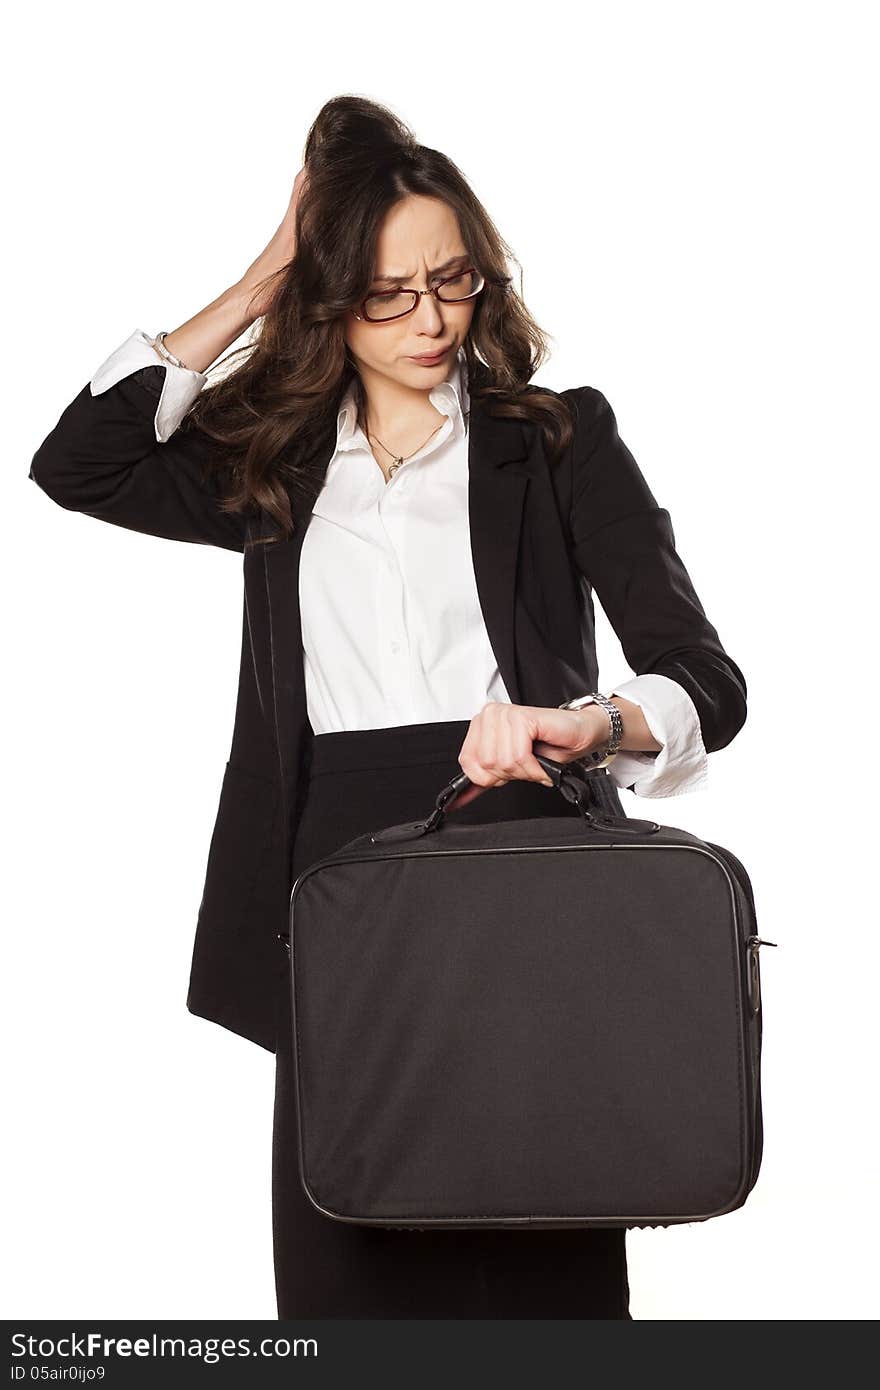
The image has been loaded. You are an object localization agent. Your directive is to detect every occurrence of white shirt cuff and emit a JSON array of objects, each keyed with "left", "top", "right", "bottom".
[
  {"left": 602, "top": 672, "right": 709, "bottom": 798},
  {"left": 90, "top": 328, "right": 208, "bottom": 443}
]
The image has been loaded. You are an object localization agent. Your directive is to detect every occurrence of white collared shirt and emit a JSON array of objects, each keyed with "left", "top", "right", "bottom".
[{"left": 89, "top": 330, "right": 709, "bottom": 797}]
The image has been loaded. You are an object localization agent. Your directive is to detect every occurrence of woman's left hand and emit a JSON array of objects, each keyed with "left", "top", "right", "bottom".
[{"left": 451, "top": 701, "right": 611, "bottom": 812}]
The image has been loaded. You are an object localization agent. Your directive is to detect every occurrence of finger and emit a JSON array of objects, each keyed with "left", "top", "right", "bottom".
[
  {"left": 497, "top": 713, "right": 553, "bottom": 787},
  {"left": 532, "top": 737, "right": 587, "bottom": 766},
  {"left": 512, "top": 744, "right": 555, "bottom": 786},
  {"left": 496, "top": 715, "right": 517, "bottom": 784},
  {"left": 459, "top": 715, "right": 501, "bottom": 790},
  {"left": 480, "top": 714, "right": 500, "bottom": 782}
]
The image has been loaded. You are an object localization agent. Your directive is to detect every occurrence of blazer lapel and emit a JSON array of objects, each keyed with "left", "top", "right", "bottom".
[{"left": 466, "top": 393, "right": 533, "bottom": 708}]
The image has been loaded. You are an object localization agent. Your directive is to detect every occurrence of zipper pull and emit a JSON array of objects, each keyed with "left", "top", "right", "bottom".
[{"left": 746, "top": 935, "right": 778, "bottom": 1014}]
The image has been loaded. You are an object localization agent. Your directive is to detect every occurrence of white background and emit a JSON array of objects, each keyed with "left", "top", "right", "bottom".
[{"left": 4, "top": 0, "right": 876, "bottom": 1321}]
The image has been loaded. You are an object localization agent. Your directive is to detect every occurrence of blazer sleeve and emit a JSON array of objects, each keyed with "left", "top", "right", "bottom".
[
  {"left": 28, "top": 346, "right": 246, "bottom": 553},
  {"left": 566, "top": 386, "right": 747, "bottom": 755}
]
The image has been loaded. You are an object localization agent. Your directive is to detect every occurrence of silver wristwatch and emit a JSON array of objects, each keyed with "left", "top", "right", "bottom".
[{"left": 558, "top": 692, "right": 623, "bottom": 766}]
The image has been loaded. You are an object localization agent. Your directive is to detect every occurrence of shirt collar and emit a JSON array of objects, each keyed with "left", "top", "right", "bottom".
[{"left": 334, "top": 345, "right": 470, "bottom": 454}]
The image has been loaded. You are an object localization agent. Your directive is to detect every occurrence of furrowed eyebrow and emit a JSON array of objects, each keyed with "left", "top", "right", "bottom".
[{"left": 371, "top": 256, "right": 470, "bottom": 285}]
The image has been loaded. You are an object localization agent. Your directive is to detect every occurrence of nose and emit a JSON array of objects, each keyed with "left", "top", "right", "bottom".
[{"left": 411, "top": 290, "right": 446, "bottom": 333}]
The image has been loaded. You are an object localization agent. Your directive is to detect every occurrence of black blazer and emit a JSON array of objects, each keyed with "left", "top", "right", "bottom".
[{"left": 29, "top": 362, "right": 747, "bottom": 1053}]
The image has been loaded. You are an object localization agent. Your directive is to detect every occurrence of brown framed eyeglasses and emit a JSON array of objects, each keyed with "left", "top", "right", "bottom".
[{"left": 353, "top": 267, "right": 486, "bottom": 323}]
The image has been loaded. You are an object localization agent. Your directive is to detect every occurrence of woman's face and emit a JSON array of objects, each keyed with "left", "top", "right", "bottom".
[{"left": 343, "top": 195, "right": 477, "bottom": 389}]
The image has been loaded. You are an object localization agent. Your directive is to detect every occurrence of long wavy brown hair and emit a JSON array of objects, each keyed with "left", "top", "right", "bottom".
[{"left": 184, "top": 95, "right": 576, "bottom": 538}]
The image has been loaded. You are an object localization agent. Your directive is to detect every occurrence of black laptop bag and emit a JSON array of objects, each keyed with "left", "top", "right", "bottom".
[{"left": 282, "top": 756, "right": 773, "bottom": 1230}]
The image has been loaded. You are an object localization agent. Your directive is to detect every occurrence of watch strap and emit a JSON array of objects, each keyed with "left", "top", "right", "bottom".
[{"left": 558, "top": 691, "right": 623, "bottom": 763}]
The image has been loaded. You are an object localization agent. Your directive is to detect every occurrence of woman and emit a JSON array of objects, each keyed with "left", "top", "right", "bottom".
[{"left": 29, "top": 96, "right": 747, "bottom": 1319}]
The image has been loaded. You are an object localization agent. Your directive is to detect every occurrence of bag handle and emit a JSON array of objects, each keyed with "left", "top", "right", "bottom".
[{"left": 370, "top": 756, "right": 660, "bottom": 843}]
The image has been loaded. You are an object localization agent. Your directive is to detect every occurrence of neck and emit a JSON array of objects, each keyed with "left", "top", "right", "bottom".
[{"left": 357, "top": 359, "right": 449, "bottom": 445}]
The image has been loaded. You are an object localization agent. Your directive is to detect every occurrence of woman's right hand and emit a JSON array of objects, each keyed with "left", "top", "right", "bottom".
[{"left": 237, "top": 165, "right": 308, "bottom": 321}]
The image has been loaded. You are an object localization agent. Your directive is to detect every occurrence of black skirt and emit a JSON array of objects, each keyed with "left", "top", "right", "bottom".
[{"left": 272, "top": 718, "right": 632, "bottom": 1319}]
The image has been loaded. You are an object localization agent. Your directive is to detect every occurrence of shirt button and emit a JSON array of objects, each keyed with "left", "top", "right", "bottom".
[{"left": 390, "top": 640, "right": 401, "bottom": 653}]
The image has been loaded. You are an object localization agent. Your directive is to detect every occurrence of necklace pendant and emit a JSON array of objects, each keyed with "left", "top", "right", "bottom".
[{"left": 388, "top": 458, "right": 404, "bottom": 478}]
